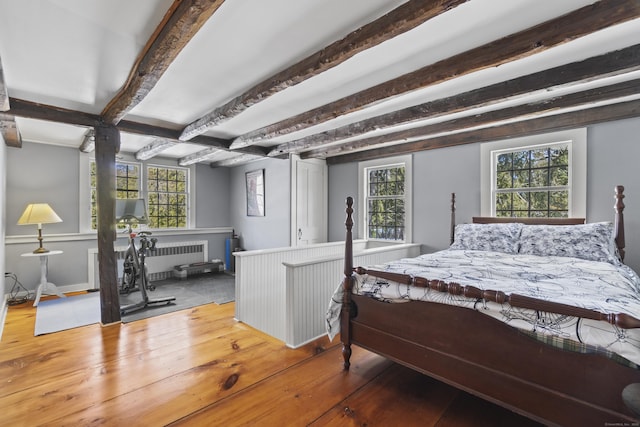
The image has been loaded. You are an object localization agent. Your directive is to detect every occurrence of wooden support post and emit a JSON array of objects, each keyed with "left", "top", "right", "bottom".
[{"left": 94, "top": 124, "right": 121, "bottom": 324}]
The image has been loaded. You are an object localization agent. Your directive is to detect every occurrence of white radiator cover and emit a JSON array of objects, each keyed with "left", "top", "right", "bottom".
[{"left": 88, "top": 240, "right": 208, "bottom": 289}]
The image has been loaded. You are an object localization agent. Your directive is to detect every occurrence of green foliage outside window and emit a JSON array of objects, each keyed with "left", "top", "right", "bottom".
[
  {"left": 147, "top": 166, "right": 188, "bottom": 228},
  {"left": 90, "top": 162, "right": 188, "bottom": 230},
  {"left": 367, "top": 166, "right": 405, "bottom": 240},
  {"left": 495, "top": 145, "right": 569, "bottom": 217}
]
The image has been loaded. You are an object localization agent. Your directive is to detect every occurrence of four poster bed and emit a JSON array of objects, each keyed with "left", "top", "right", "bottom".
[{"left": 327, "top": 186, "right": 640, "bottom": 426}]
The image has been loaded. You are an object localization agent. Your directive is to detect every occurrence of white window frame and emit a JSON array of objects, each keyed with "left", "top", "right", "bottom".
[
  {"left": 358, "top": 154, "right": 412, "bottom": 243},
  {"left": 79, "top": 153, "right": 195, "bottom": 233},
  {"left": 480, "top": 129, "right": 587, "bottom": 218},
  {"left": 145, "top": 162, "right": 191, "bottom": 229}
]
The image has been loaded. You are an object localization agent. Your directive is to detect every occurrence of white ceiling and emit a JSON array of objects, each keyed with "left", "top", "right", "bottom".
[{"left": 1, "top": 0, "right": 639, "bottom": 165}]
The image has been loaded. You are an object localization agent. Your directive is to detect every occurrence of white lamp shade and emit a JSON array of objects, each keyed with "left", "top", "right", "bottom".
[{"left": 17, "top": 203, "right": 63, "bottom": 226}]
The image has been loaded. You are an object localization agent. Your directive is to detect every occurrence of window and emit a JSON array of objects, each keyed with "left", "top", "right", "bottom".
[
  {"left": 87, "top": 159, "right": 190, "bottom": 230},
  {"left": 481, "top": 129, "right": 586, "bottom": 218},
  {"left": 359, "top": 155, "right": 412, "bottom": 242},
  {"left": 90, "top": 161, "right": 140, "bottom": 230},
  {"left": 494, "top": 143, "right": 569, "bottom": 217},
  {"left": 147, "top": 165, "right": 188, "bottom": 228}
]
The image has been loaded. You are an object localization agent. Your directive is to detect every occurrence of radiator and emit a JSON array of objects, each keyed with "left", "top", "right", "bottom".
[{"left": 88, "top": 240, "right": 208, "bottom": 289}]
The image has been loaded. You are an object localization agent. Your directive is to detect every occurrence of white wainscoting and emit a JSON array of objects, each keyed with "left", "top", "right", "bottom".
[{"left": 234, "top": 241, "right": 420, "bottom": 348}]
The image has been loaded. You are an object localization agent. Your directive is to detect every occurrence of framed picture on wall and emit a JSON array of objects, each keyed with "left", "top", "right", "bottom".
[{"left": 246, "top": 169, "right": 265, "bottom": 216}]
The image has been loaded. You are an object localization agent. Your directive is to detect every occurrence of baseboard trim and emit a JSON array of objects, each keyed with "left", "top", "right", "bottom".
[{"left": 0, "top": 295, "right": 8, "bottom": 341}]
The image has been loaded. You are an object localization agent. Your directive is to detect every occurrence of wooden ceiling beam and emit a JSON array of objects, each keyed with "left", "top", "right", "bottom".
[
  {"left": 180, "top": 0, "right": 469, "bottom": 142},
  {"left": 117, "top": 119, "right": 269, "bottom": 157},
  {"left": 304, "top": 79, "right": 640, "bottom": 159},
  {"left": 79, "top": 129, "right": 95, "bottom": 153},
  {"left": 5, "top": 96, "right": 269, "bottom": 158},
  {"left": 0, "top": 113, "right": 21, "bottom": 148},
  {"left": 178, "top": 147, "right": 221, "bottom": 166},
  {"left": 135, "top": 138, "right": 175, "bottom": 160},
  {"left": 325, "top": 99, "right": 640, "bottom": 165},
  {"left": 1, "top": 54, "right": 20, "bottom": 147},
  {"left": 7, "top": 97, "right": 101, "bottom": 127},
  {"left": 271, "top": 45, "right": 640, "bottom": 157},
  {"left": 233, "top": 0, "right": 640, "bottom": 148},
  {"left": 210, "top": 153, "right": 263, "bottom": 168},
  {"left": 101, "top": 0, "right": 226, "bottom": 125}
]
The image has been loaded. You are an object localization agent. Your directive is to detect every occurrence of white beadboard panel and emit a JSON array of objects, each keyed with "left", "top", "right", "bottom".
[
  {"left": 285, "top": 243, "right": 420, "bottom": 348},
  {"left": 234, "top": 240, "right": 354, "bottom": 341},
  {"left": 234, "top": 240, "right": 419, "bottom": 346}
]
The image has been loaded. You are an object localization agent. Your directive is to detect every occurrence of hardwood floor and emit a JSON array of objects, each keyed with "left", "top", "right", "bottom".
[{"left": 1, "top": 294, "right": 542, "bottom": 426}]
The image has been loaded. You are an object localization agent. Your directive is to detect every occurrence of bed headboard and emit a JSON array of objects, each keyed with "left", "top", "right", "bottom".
[{"left": 450, "top": 185, "right": 626, "bottom": 261}]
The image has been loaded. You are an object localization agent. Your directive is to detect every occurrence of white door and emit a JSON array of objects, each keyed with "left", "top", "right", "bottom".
[{"left": 291, "top": 156, "right": 327, "bottom": 246}]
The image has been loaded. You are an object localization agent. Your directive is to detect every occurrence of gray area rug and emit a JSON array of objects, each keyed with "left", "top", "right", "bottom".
[
  {"left": 120, "top": 272, "right": 235, "bottom": 323},
  {"left": 35, "top": 292, "right": 101, "bottom": 335}
]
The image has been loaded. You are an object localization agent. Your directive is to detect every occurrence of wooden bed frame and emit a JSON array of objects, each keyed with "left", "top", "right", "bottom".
[{"left": 339, "top": 185, "right": 640, "bottom": 426}]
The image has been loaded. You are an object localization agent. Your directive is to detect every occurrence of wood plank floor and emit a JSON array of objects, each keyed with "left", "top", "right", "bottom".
[{"left": 1, "top": 294, "right": 542, "bottom": 426}]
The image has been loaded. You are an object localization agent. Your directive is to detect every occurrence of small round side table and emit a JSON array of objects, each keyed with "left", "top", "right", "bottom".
[{"left": 21, "top": 250, "right": 65, "bottom": 307}]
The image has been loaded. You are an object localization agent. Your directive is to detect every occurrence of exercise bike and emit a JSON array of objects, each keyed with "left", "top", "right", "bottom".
[
  {"left": 120, "top": 228, "right": 155, "bottom": 294},
  {"left": 119, "top": 225, "right": 175, "bottom": 315}
]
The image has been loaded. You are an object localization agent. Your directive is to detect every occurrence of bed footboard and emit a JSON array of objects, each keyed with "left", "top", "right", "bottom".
[{"left": 350, "top": 294, "right": 640, "bottom": 426}]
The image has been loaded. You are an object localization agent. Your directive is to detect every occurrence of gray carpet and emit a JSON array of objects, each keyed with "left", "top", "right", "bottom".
[
  {"left": 120, "top": 272, "right": 235, "bottom": 323},
  {"left": 35, "top": 292, "right": 101, "bottom": 335}
]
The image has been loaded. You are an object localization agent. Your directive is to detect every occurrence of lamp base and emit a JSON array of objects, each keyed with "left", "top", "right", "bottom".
[{"left": 33, "top": 229, "right": 49, "bottom": 254}]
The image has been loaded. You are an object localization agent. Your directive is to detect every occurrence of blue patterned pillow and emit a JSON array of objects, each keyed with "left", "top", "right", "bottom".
[
  {"left": 518, "top": 222, "right": 618, "bottom": 264},
  {"left": 450, "top": 223, "right": 523, "bottom": 254}
]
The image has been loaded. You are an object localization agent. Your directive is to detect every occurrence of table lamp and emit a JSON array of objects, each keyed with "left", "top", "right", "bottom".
[{"left": 17, "top": 203, "right": 63, "bottom": 253}]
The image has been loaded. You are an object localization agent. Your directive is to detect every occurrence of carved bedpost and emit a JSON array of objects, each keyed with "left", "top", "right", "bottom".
[
  {"left": 450, "top": 193, "right": 456, "bottom": 245},
  {"left": 341, "top": 197, "right": 354, "bottom": 370},
  {"left": 614, "top": 185, "right": 626, "bottom": 261}
]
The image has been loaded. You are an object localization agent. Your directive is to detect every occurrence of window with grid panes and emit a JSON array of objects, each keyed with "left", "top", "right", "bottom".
[
  {"left": 147, "top": 165, "right": 188, "bottom": 228},
  {"left": 494, "top": 143, "right": 569, "bottom": 218},
  {"left": 90, "top": 161, "right": 140, "bottom": 230},
  {"left": 366, "top": 165, "right": 406, "bottom": 240}
]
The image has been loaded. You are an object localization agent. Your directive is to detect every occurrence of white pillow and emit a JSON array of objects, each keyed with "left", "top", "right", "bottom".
[
  {"left": 518, "top": 222, "right": 618, "bottom": 264},
  {"left": 450, "top": 223, "right": 523, "bottom": 254}
]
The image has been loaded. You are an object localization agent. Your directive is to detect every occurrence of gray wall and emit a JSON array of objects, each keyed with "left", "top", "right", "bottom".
[
  {"left": 5, "top": 142, "right": 78, "bottom": 235},
  {"left": 327, "top": 162, "right": 358, "bottom": 241},
  {"left": 228, "top": 157, "right": 291, "bottom": 250},
  {"left": 586, "top": 117, "right": 640, "bottom": 271},
  {"left": 328, "top": 117, "right": 640, "bottom": 274}
]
